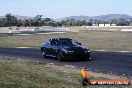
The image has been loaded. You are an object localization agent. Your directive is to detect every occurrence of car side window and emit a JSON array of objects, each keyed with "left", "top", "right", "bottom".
[
  {"left": 72, "top": 40, "right": 79, "bottom": 46},
  {"left": 45, "top": 42, "right": 50, "bottom": 46},
  {"left": 50, "top": 39, "right": 57, "bottom": 45}
]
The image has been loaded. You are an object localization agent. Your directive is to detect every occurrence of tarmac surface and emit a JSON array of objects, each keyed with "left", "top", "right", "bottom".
[{"left": 0, "top": 47, "right": 132, "bottom": 78}]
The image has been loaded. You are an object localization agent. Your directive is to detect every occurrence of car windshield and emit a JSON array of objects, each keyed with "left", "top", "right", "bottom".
[{"left": 57, "top": 39, "right": 78, "bottom": 46}]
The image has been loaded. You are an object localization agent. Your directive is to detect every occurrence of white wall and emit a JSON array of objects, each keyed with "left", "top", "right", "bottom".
[
  {"left": 105, "top": 24, "right": 111, "bottom": 27},
  {"left": 99, "top": 24, "right": 105, "bottom": 27},
  {"left": 111, "top": 24, "right": 116, "bottom": 26}
]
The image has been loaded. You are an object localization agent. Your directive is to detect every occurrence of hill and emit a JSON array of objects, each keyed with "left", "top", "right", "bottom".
[{"left": 56, "top": 14, "right": 132, "bottom": 21}]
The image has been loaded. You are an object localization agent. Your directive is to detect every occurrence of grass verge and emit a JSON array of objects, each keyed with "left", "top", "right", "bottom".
[
  {"left": 0, "top": 59, "right": 131, "bottom": 88},
  {"left": 0, "top": 59, "right": 81, "bottom": 88},
  {"left": 0, "top": 31, "right": 132, "bottom": 51}
]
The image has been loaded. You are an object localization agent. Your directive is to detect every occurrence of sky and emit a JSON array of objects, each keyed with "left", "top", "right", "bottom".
[{"left": 0, "top": 0, "right": 132, "bottom": 18}]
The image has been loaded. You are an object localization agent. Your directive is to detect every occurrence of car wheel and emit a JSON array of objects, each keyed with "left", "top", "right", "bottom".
[
  {"left": 41, "top": 50, "right": 47, "bottom": 58},
  {"left": 57, "top": 51, "right": 64, "bottom": 61}
]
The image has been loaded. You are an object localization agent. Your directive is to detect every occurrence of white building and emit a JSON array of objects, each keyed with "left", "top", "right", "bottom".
[
  {"left": 98, "top": 24, "right": 116, "bottom": 27},
  {"left": 105, "top": 24, "right": 111, "bottom": 27},
  {"left": 99, "top": 24, "right": 105, "bottom": 27},
  {"left": 111, "top": 24, "right": 116, "bottom": 26}
]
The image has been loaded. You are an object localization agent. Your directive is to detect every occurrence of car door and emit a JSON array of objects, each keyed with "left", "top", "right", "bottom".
[
  {"left": 51, "top": 40, "right": 59, "bottom": 57},
  {"left": 49, "top": 39, "right": 57, "bottom": 56},
  {"left": 44, "top": 41, "right": 52, "bottom": 55}
]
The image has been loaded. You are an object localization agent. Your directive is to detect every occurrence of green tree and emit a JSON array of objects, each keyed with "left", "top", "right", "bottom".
[
  {"left": 34, "top": 15, "right": 43, "bottom": 26},
  {"left": 5, "top": 13, "right": 18, "bottom": 26}
]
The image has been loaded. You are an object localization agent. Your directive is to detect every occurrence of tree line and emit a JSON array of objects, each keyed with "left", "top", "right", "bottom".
[{"left": 0, "top": 13, "right": 132, "bottom": 27}]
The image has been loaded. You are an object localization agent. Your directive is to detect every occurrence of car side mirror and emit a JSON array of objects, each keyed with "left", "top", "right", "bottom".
[{"left": 78, "top": 43, "right": 81, "bottom": 45}]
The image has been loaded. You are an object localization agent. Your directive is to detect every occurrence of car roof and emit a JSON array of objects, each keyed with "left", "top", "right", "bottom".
[{"left": 50, "top": 38, "right": 72, "bottom": 40}]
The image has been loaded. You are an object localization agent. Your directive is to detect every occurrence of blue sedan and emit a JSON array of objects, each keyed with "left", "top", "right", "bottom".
[{"left": 41, "top": 38, "right": 91, "bottom": 61}]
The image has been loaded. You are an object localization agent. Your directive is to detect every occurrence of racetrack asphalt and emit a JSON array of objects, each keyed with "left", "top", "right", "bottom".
[{"left": 0, "top": 47, "right": 132, "bottom": 78}]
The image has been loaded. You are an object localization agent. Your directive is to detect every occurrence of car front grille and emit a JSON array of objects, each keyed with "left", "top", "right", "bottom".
[
  {"left": 73, "top": 50, "right": 85, "bottom": 54},
  {"left": 66, "top": 53, "right": 88, "bottom": 59}
]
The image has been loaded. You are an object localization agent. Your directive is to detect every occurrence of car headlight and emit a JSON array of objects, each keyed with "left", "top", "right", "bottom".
[
  {"left": 85, "top": 50, "right": 90, "bottom": 53},
  {"left": 68, "top": 51, "right": 74, "bottom": 53}
]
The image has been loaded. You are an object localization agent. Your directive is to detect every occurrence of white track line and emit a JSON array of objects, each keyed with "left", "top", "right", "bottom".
[
  {"left": 13, "top": 32, "right": 65, "bottom": 35},
  {"left": 64, "top": 65, "right": 75, "bottom": 68},
  {"left": 119, "top": 51, "right": 132, "bottom": 53},
  {"left": 36, "top": 32, "right": 65, "bottom": 35},
  {"left": 15, "top": 47, "right": 31, "bottom": 49},
  {"left": 14, "top": 34, "right": 32, "bottom": 35},
  {"left": 95, "top": 50, "right": 132, "bottom": 53}
]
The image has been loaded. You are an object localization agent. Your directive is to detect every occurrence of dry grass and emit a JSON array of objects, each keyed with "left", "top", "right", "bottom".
[
  {"left": 0, "top": 59, "right": 82, "bottom": 88},
  {"left": 0, "top": 59, "right": 131, "bottom": 88},
  {"left": 0, "top": 31, "right": 132, "bottom": 51}
]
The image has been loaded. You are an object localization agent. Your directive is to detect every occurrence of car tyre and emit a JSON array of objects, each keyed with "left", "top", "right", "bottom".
[
  {"left": 57, "top": 51, "right": 64, "bottom": 61},
  {"left": 41, "top": 50, "right": 47, "bottom": 58}
]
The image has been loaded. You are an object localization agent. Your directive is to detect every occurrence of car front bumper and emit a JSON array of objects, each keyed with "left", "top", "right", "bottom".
[{"left": 62, "top": 51, "right": 90, "bottom": 60}]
